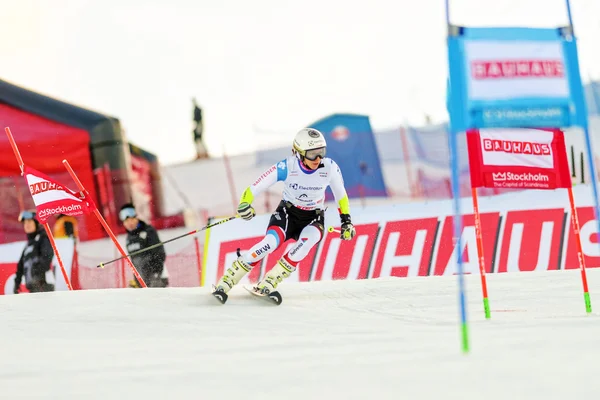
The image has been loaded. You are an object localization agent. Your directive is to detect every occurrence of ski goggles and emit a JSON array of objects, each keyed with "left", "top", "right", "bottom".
[
  {"left": 18, "top": 210, "right": 36, "bottom": 222},
  {"left": 119, "top": 207, "right": 137, "bottom": 222},
  {"left": 303, "top": 146, "right": 327, "bottom": 161}
]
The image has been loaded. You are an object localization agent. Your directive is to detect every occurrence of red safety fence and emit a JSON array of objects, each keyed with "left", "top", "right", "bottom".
[{"left": 73, "top": 237, "right": 203, "bottom": 290}]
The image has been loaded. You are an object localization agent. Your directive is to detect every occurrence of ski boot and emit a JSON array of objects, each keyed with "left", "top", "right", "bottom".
[
  {"left": 250, "top": 256, "right": 296, "bottom": 304},
  {"left": 212, "top": 249, "right": 252, "bottom": 304}
]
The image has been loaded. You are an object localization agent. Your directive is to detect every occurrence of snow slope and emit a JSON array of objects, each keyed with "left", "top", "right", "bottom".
[{"left": 1, "top": 269, "right": 599, "bottom": 399}]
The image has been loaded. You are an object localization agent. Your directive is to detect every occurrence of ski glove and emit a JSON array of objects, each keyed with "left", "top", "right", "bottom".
[
  {"left": 238, "top": 202, "right": 256, "bottom": 221},
  {"left": 340, "top": 214, "right": 356, "bottom": 241}
]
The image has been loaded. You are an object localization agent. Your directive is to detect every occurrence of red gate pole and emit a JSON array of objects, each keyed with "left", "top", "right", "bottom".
[
  {"left": 5, "top": 127, "right": 73, "bottom": 291},
  {"left": 471, "top": 187, "right": 491, "bottom": 319},
  {"left": 62, "top": 159, "right": 147, "bottom": 288},
  {"left": 194, "top": 236, "right": 202, "bottom": 287},
  {"left": 567, "top": 186, "right": 592, "bottom": 313}
]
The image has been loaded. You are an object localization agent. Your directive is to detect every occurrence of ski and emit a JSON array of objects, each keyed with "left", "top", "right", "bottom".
[{"left": 243, "top": 285, "right": 282, "bottom": 305}]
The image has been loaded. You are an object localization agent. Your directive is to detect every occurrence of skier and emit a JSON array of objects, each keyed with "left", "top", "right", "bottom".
[
  {"left": 14, "top": 210, "right": 55, "bottom": 294},
  {"left": 212, "top": 128, "right": 356, "bottom": 304}
]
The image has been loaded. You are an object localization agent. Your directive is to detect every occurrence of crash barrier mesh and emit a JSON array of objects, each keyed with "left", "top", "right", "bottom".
[{"left": 75, "top": 240, "right": 202, "bottom": 289}]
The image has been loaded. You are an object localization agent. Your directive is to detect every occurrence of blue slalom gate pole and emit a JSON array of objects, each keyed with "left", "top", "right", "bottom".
[
  {"left": 565, "top": 0, "right": 574, "bottom": 27},
  {"left": 445, "top": 0, "right": 469, "bottom": 354},
  {"left": 566, "top": 0, "right": 600, "bottom": 284},
  {"left": 445, "top": 0, "right": 450, "bottom": 21},
  {"left": 448, "top": 129, "right": 469, "bottom": 353}
]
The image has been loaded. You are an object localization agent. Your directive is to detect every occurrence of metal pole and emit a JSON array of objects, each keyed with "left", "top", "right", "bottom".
[{"left": 449, "top": 128, "right": 469, "bottom": 353}]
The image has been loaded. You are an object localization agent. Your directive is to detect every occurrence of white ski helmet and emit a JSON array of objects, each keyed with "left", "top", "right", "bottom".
[{"left": 292, "top": 128, "right": 327, "bottom": 161}]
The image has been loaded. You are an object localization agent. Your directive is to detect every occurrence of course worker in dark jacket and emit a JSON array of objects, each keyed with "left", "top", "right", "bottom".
[
  {"left": 119, "top": 203, "right": 168, "bottom": 288},
  {"left": 14, "top": 210, "right": 55, "bottom": 294}
]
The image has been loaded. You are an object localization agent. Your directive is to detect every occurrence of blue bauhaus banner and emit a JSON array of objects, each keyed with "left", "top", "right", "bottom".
[
  {"left": 308, "top": 113, "right": 388, "bottom": 199},
  {"left": 446, "top": 26, "right": 588, "bottom": 132}
]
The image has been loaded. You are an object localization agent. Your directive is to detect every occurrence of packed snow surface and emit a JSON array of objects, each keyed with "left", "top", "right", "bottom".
[{"left": 1, "top": 269, "right": 599, "bottom": 399}]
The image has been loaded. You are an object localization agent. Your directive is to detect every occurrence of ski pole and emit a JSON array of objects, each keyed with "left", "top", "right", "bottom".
[
  {"left": 327, "top": 226, "right": 341, "bottom": 233},
  {"left": 97, "top": 215, "right": 238, "bottom": 268}
]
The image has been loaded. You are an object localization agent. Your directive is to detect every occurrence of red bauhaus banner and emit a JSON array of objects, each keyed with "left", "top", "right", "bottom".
[
  {"left": 23, "top": 165, "right": 93, "bottom": 223},
  {"left": 466, "top": 128, "right": 572, "bottom": 190}
]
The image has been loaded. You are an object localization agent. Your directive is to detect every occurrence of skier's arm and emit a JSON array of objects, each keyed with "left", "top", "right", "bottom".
[
  {"left": 329, "top": 160, "right": 356, "bottom": 240},
  {"left": 329, "top": 160, "right": 350, "bottom": 215},
  {"left": 238, "top": 160, "right": 287, "bottom": 220}
]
